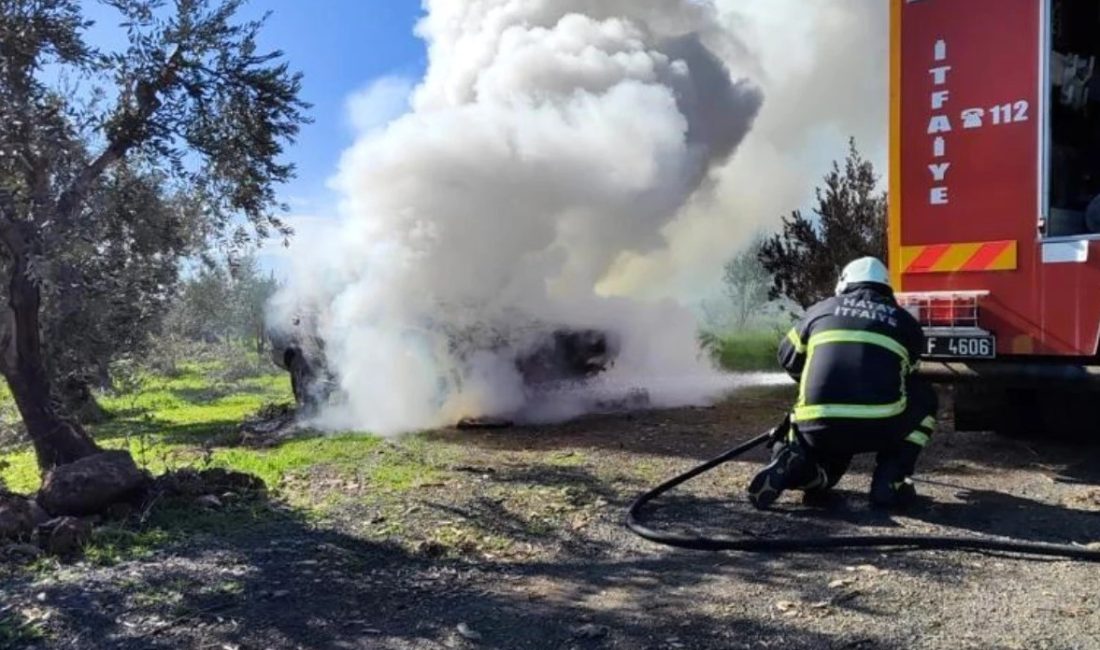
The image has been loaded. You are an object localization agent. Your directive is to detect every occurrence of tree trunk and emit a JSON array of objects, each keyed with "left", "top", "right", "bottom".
[
  {"left": 256, "top": 323, "right": 266, "bottom": 356},
  {"left": 4, "top": 368, "right": 100, "bottom": 470},
  {"left": 57, "top": 377, "right": 109, "bottom": 425},
  {"left": 0, "top": 225, "right": 100, "bottom": 471}
]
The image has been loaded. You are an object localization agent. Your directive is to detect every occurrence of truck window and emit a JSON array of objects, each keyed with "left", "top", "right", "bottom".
[{"left": 1046, "top": 0, "right": 1100, "bottom": 238}]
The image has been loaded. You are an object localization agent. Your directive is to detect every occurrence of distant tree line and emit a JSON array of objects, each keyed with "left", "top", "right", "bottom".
[{"left": 164, "top": 254, "right": 280, "bottom": 355}]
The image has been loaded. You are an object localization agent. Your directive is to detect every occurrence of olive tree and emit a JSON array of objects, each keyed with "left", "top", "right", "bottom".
[{"left": 0, "top": 0, "right": 307, "bottom": 470}]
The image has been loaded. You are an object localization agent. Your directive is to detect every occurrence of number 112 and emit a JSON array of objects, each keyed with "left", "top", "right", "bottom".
[{"left": 990, "top": 101, "right": 1029, "bottom": 125}]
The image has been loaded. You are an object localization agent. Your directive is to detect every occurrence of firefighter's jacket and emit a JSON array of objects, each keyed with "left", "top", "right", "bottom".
[{"left": 778, "top": 284, "right": 924, "bottom": 426}]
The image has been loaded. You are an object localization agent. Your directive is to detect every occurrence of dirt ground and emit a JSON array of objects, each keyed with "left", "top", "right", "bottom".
[{"left": 5, "top": 383, "right": 1100, "bottom": 650}]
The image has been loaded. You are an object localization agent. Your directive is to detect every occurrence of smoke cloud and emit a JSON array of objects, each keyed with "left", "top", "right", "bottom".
[
  {"left": 270, "top": 0, "right": 846, "bottom": 435},
  {"left": 601, "top": 0, "right": 889, "bottom": 300}
]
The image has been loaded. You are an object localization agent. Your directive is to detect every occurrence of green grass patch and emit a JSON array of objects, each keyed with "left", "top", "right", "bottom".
[
  {"left": 214, "top": 434, "right": 383, "bottom": 488},
  {"left": 0, "top": 358, "right": 295, "bottom": 493},
  {"left": 234, "top": 434, "right": 451, "bottom": 502},
  {"left": 83, "top": 524, "right": 175, "bottom": 566},
  {"left": 1, "top": 453, "right": 39, "bottom": 494},
  {"left": 98, "top": 364, "right": 292, "bottom": 439},
  {"left": 709, "top": 329, "right": 782, "bottom": 372},
  {"left": 369, "top": 454, "right": 440, "bottom": 492},
  {"left": 545, "top": 451, "right": 587, "bottom": 468}
]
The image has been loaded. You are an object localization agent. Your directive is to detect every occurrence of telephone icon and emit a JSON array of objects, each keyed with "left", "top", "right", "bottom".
[{"left": 962, "top": 108, "right": 984, "bottom": 129}]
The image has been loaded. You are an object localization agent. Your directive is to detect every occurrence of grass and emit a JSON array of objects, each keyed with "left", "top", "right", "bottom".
[
  {"left": 0, "top": 358, "right": 296, "bottom": 494},
  {"left": 0, "top": 360, "right": 440, "bottom": 499},
  {"left": 0, "top": 353, "right": 457, "bottom": 565},
  {"left": 2, "top": 345, "right": 769, "bottom": 567},
  {"left": 214, "top": 434, "right": 381, "bottom": 487},
  {"left": 709, "top": 329, "right": 783, "bottom": 372},
  {"left": 1, "top": 455, "right": 39, "bottom": 496}
]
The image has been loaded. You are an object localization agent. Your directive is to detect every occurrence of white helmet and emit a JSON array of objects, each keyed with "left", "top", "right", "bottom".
[{"left": 835, "top": 257, "right": 891, "bottom": 295}]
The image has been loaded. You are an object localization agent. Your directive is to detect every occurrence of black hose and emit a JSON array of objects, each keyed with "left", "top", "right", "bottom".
[{"left": 625, "top": 431, "right": 1100, "bottom": 561}]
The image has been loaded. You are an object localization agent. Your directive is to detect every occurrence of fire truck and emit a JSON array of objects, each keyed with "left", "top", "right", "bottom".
[{"left": 890, "top": 0, "right": 1100, "bottom": 434}]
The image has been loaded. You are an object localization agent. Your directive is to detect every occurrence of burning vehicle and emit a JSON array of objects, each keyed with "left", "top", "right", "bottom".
[
  {"left": 267, "top": 313, "right": 623, "bottom": 420},
  {"left": 266, "top": 317, "right": 334, "bottom": 411}
]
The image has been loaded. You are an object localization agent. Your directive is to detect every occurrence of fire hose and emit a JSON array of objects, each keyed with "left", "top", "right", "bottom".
[{"left": 625, "top": 420, "right": 1100, "bottom": 562}]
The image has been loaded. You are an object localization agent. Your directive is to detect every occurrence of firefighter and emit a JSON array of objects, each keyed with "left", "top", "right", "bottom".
[{"left": 747, "top": 257, "right": 937, "bottom": 510}]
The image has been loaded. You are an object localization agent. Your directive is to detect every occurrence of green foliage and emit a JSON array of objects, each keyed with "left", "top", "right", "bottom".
[
  {"left": 41, "top": 166, "right": 204, "bottom": 412},
  {"left": 0, "top": 0, "right": 312, "bottom": 236},
  {"left": 759, "top": 139, "right": 888, "bottom": 308},
  {"left": 704, "top": 329, "right": 782, "bottom": 372},
  {"left": 0, "top": 0, "right": 308, "bottom": 459}
]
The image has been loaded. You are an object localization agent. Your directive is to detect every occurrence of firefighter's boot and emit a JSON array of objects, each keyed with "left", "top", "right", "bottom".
[
  {"left": 870, "top": 433, "right": 926, "bottom": 509},
  {"left": 747, "top": 442, "right": 825, "bottom": 510},
  {"left": 800, "top": 453, "right": 851, "bottom": 506},
  {"left": 870, "top": 475, "right": 917, "bottom": 508},
  {"left": 870, "top": 453, "right": 919, "bottom": 509}
]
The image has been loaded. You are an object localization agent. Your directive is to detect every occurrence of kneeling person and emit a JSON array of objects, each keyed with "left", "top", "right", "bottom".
[{"left": 748, "top": 257, "right": 937, "bottom": 509}]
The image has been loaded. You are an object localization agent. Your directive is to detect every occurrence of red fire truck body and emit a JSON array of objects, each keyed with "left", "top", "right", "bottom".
[{"left": 891, "top": 0, "right": 1100, "bottom": 431}]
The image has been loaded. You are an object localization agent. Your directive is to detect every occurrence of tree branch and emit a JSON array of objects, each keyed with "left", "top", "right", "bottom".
[{"left": 54, "top": 50, "right": 184, "bottom": 226}]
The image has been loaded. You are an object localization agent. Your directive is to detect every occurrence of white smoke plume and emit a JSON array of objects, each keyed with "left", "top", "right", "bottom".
[
  {"left": 270, "top": 0, "right": 769, "bottom": 434},
  {"left": 601, "top": 0, "right": 889, "bottom": 300}
]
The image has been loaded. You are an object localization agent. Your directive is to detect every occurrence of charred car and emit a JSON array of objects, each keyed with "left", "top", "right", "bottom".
[{"left": 266, "top": 316, "right": 620, "bottom": 415}]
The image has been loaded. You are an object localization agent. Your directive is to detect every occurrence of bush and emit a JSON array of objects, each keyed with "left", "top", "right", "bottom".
[{"left": 759, "top": 139, "right": 887, "bottom": 308}]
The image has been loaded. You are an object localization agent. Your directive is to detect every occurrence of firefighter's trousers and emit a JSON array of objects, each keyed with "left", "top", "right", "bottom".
[{"left": 773, "top": 380, "right": 938, "bottom": 502}]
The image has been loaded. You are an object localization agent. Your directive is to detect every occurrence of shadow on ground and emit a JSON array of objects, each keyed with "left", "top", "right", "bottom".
[
  {"left": 425, "top": 384, "right": 1100, "bottom": 496},
  {"left": 169, "top": 382, "right": 277, "bottom": 405},
  {"left": 8, "top": 490, "right": 907, "bottom": 650},
  {"left": 640, "top": 484, "right": 1100, "bottom": 551},
  {"left": 90, "top": 418, "right": 245, "bottom": 448}
]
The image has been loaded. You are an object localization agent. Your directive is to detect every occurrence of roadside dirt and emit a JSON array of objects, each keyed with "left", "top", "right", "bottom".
[{"left": 4, "top": 384, "right": 1100, "bottom": 649}]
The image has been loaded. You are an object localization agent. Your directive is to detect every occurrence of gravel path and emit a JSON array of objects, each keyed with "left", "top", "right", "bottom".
[{"left": 4, "top": 385, "right": 1100, "bottom": 649}]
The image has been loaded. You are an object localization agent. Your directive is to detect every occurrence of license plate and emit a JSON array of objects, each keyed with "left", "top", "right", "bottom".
[{"left": 924, "top": 334, "right": 996, "bottom": 359}]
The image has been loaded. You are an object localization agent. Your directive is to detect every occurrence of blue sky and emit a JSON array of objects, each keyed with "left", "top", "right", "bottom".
[
  {"left": 83, "top": 0, "right": 428, "bottom": 238},
  {"left": 234, "top": 1, "right": 428, "bottom": 206},
  {"left": 78, "top": 0, "right": 432, "bottom": 275}
]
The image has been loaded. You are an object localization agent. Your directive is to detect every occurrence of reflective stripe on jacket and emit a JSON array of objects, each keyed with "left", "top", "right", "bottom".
[{"left": 777, "top": 284, "right": 924, "bottom": 425}]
